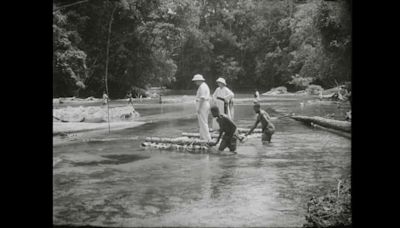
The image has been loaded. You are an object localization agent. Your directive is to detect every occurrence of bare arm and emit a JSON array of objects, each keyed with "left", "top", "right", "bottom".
[
  {"left": 209, "top": 129, "right": 224, "bottom": 146},
  {"left": 246, "top": 118, "right": 260, "bottom": 136},
  {"left": 215, "top": 131, "right": 224, "bottom": 144}
]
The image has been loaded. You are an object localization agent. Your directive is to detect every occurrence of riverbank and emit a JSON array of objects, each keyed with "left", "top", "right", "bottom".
[{"left": 303, "top": 174, "right": 351, "bottom": 227}]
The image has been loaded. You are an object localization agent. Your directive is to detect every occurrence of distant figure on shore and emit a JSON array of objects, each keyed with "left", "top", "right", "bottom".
[
  {"left": 127, "top": 91, "right": 133, "bottom": 104},
  {"left": 159, "top": 94, "right": 163, "bottom": 104},
  {"left": 254, "top": 89, "right": 260, "bottom": 100},
  {"left": 244, "top": 103, "right": 275, "bottom": 144},
  {"left": 192, "top": 74, "right": 212, "bottom": 141},
  {"left": 208, "top": 106, "right": 239, "bottom": 154},
  {"left": 102, "top": 91, "right": 109, "bottom": 105},
  {"left": 212, "top": 78, "right": 235, "bottom": 131}
]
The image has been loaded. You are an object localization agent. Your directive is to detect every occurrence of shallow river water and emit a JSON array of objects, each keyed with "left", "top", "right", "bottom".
[{"left": 53, "top": 94, "right": 351, "bottom": 227}]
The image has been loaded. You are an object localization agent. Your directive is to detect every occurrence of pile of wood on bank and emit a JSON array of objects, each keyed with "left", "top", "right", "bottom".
[{"left": 303, "top": 175, "right": 351, "bottom": 227}]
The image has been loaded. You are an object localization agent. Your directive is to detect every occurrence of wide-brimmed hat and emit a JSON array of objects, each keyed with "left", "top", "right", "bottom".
[
  {"left": 192, "top": 74, "right": 205, "bottom": 81},
  {"left": 216, "top": 77, "right": 226, "bottom": 85}
]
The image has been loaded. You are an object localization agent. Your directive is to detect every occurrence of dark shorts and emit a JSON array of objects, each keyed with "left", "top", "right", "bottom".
[
  {"left": 262, "top": 126, "right": 275, "bottom": 142},
  {"left": 219, "top": 135, "right": 237, "bottom": 152}
]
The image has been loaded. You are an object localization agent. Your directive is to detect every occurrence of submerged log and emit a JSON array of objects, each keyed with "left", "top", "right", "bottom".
[
  {"left": 210, "top": 128, "right": 262, "bottom": 133},
  {"left": 311, "top": 123, "right": 351, "bottom": 139},
  {"left": 290, "top": 115, "right": 351, "bottom": 133},
  {"left": 183, "top": 132, "right": 219, "bottom": 138}
]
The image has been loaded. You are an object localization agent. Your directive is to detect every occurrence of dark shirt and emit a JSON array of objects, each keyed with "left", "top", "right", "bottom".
[{"left": 216, "top": 114, "right": 237, "bottom": 138}]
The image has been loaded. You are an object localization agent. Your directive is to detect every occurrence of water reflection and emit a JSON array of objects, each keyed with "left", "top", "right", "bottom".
[{"left": 210, "top": 157, "right": 237, "bottom": 199}]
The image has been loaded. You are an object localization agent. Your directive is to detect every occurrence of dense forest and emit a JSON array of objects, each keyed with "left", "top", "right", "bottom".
[{"left": 53, "top": 0, "right": 351, "bottom": 98}]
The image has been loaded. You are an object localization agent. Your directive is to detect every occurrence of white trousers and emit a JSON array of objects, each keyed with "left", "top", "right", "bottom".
[{"left": 197, "top": 101, "right": 211, "bottom": 141}]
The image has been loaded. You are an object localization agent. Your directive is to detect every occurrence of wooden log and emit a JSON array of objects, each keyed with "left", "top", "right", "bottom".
[
  {"left": 183, "top": 132, "right": 219, "bottom": 138},
  {"left": 144, "top": 137, "right": 209, "bottom": 145},
  {"left": 310, "top": 123, "right": 351, "bottom": 139},
  {"left": 182, "top": 132, "right": 261, "bottom": 138},
  {"left": 290, "top": 115, "right": 351, "bottom": 133},
  {"left": 141, "top": 141, "right": 210, "bottom": 153},
  {"left": 209, "top": 128, "right": 262, "bottom": 133}
]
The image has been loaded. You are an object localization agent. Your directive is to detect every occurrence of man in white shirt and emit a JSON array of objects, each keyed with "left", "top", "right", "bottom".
[
  {"left": 102, "top": 91, "right": 109, "bottom": 105},
  {"left": 192, "top": 74, "right": 212, "bottom": 141}
]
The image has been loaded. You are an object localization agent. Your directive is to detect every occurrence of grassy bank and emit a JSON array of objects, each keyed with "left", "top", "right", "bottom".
[{"left": 303, "top": 175, "right": 351, "bottom": 227}]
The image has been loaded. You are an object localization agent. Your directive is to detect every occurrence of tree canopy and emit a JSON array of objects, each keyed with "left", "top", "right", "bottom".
[{"left": 53, "top": 0, "right": 351, "bottom": 98}]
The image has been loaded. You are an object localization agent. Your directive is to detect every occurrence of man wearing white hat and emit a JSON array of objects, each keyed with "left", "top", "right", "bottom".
[
  {"left": 212, "top": 77, "right": 235, "bottom": 130},
  {"left": 192, "top": 74, "right": 212, "bottom": 141}
]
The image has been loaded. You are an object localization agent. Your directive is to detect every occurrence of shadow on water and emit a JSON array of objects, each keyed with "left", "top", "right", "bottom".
[
  {"left": 73, "top": 154, "right": 150, "bottom": 166},
  {"left": 53, "top": 94, "right": 351, "bottom": 227}
]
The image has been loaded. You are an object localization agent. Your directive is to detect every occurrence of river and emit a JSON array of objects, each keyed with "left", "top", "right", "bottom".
[{"left": 53, "top": 93, "right": 351, "bottom": 227}]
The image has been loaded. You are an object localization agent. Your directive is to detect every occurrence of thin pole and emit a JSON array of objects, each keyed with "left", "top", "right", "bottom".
[
  {"left": 53, "top": 0, "right": 89, "bottom": 12},
  {"left": 105, "top": 3, "right": 117, "bottom": 134}
]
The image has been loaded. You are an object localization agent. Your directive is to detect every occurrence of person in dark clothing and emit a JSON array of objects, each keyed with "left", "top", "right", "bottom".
[
  {"left": 127, "top": 91, "right": 133, "bottom": 104},
  {"left": 208, "top": 106, "right": 239, "bottom": 153},
  {"left": 245, "top": 103, "right": 275, "bottom": 144}
]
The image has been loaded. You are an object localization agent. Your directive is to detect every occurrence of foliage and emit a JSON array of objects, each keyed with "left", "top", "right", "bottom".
[
  {"left": 53, "top": 9, "right": 88, "bottom": 97},
  {"left": 53, "top": 0, "right": 351, "bottom": 98},
  {"left": 306, "top": 84, "right": 323, "bottom": 95},
  {"left": 289, "top": 74, "right": 314, "bottom": 89}
]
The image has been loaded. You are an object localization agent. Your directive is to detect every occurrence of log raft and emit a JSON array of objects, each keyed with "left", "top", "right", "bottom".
[
  {"left": 141, "top": 137, "right": 211, "bottom": 153},
  {"left": 310, "top": 123, "right": 351, "bottom": 139},
  {"left": 182, "top": 131, "right": 262, "bottom": 139},
  {"left": 183, "top": 132, "right": 219, "bottom": 138},
  {"left": 144, "top": 137, "right": 209, "bottom": 146},
  {"left": 290, "top": 115, "right": 351, "bottom": 133}
]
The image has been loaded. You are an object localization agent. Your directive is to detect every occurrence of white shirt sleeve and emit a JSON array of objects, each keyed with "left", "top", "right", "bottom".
[
  {"left": 223, "top": 87, "right": 234, "bottom": 100},
  {"left": 197, "top": 83, "right": 210, "bottom": 100}
]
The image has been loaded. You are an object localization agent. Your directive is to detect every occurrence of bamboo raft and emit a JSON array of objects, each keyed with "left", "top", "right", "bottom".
[
  {"left": 141, "top": 141, "right": 211, "bottom": 153},
  {"left": 182, "top": 131, "right": 261, "bottom": 138},
  {"left": 141, "top": 137, "right": 211, "bottom": 153},
  {"left": 141, "top": 127, "right": 265, "bottom": 153}
]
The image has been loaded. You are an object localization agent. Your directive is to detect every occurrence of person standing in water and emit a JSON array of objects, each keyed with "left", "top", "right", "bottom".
[
  {"left": 245, "top": 103, "right": 275, "bottom": 144},
  {"left": 254, "top": 89, "right": 260, "bottom": 101},
  {"left": 208, "top": 106, "right": 239, "bottom": 154},
  {"left": 212, "top": 77, "right": 234, "bottom": 131},
  {"left": 127, "top": 91, "right": 133, "bottom": 104},
  {"left": 192, "top": 74, "right": 212, "bottom": 141},
  {"left": 102, "top": 91, "right": 109, "bottom": 105}
]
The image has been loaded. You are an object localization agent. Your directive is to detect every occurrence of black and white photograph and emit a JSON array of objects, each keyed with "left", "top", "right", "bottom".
[{"left": 53, "top": 0, "right": 352, "bottom": 227}]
